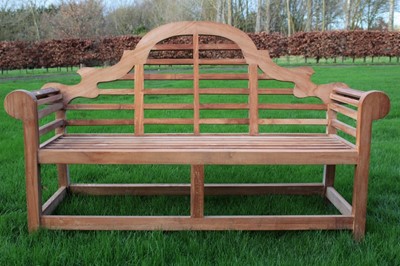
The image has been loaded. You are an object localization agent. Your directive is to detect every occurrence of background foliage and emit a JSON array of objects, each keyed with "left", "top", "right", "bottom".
[{"left": 1, "top": 30, "right": 399, "bottom": 70}]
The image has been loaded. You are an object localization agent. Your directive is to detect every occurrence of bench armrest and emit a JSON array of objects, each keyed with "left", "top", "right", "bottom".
[
  {"left": 4, "top": 90, "right": 38, "bottom": 121},
  {"left": 330, "top": 86, "right": 390, "bottom": 121},
  {"left": 328, "top": 86, "right": 390, "bottom": 150},
  {"left": 5, "top": 88, "right": 64, "bottom": 119},
  {"left": 4, "top": 88, "right": 65, "bottom": 145}
]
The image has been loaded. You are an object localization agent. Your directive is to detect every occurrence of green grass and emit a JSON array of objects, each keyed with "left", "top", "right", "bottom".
[{"left": 0, "top": 65, "right": 399, "bottom": 265}]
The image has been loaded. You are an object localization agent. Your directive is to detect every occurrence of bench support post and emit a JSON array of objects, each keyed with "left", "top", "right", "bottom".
[
  {"left": 323, "top": 165, "right": 336, "bottom": 195},
  {"left": 22, "top": 102, "right": 42, "bottom": 232},
  {"left": 55, "top": 110, "right": 70, "bottom": 188},
  {"left": 352, "top": 163, "right": 369, "bottom": 241},
  {"left": 57, "top": 164, "right": 70, "bottom": 188},
  {"left": 191, "top": 165, "right": 204, "bottom": 218},
  {"left": 24, "top": 135, "right": 42, "bottom": 232}
]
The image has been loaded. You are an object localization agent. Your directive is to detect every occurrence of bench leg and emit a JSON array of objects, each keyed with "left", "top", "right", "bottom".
[
  {"left": 352, "top": 163, "right": 369, "bottom": 241},
  {"left": 323, "top": 165, "right": 336, "bottom": 195},
  {"left": 24, "top": 158, "right": 42, "bottom": 232},
  {"left": 191, "top": 165, "right": 204, "bottom": 218},
  {"left": 57, "top": 164, "right": 70, "bottom": 188}
]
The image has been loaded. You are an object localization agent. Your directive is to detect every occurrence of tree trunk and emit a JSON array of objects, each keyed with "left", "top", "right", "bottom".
[
  {"left": 346, "top": 0, "right": 351, "bottom": 30},
  {"left": 286, "top": 0, "right": 291, "bottom": 36},
  {"left": 322, "top": 0, "right": 326, "bottom": 31},
  {"left": 255, "top": 0, "right": 262, "bottom": 32},
  {"left": 306, "top": 0, "right": 312, "bottom": 31},
  {"left": 389, "top": 0, "right": 395, "bottom": 31},
  {"left": 28, "top": 1, "right": 41, "bottom": 41},
  {"left": 265, "top": 0, "right": 271, "bottom": 33},
  {"left": 216, "top": 0, "right": 223, "bottom": 23},
  {"left": 227, "top": 0, "right": 232, "bottom": 25}
]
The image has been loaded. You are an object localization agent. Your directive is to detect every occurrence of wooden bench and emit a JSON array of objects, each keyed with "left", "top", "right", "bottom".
[{"left": 4, "top": 21, "right": 390, "bottom": 240}]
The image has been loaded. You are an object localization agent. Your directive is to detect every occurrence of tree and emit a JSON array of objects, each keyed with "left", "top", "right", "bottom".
[
  {"left": 255, "top": 0, "right": 262, "bottom": 32},
  {"left": 305, "top": 0, "right": 312, "bottom": 31},
  {"left": 216, "top": 0, "right": 224, "bottom": 23},
  {"left": 345, "top": 0, "right": 389, "bottom": 30},
  {"left": 389, "top": 0, "right": 395, "bottom": 31},
  {"left": 264, "top": 0, "right": 271, "bottom": 33},
  {"left": 286, "top": 0, "right": 291, "bottom": 36},
  {"left": 49, "top": 0, "right": 105, "bottom": 39},
  {"left": 227, "top": 0, "right": 232, "bottom": 25},
  {"left": 346, "top": 0, "right": 352, "bottom": 29},
  {"left": 26, "top": 0, "right": 45, "bottom": 40}
]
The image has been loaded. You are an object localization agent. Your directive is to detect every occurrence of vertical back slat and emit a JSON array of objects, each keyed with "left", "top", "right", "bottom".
[
  {"left": 248, "top": 64, "right": 259, "bottom": 135},
  {"left": 134, "top": 65, "right": 144, "bottom": 135},
  {"left": 193, "top": 33, "right": 200, "bottom": 134}
]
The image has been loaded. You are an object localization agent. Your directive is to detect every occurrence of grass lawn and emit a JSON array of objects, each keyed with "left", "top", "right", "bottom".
[{"left": 0, "top": 64, "right": 399, "bottom": 265}]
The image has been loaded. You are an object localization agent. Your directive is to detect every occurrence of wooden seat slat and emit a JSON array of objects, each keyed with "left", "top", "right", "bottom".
[
  {"left": 38, "top": 149, "right": 358, "bottom": 165},
  {"left": 42, "top": 135, "right": 354, "bottom": 152}
]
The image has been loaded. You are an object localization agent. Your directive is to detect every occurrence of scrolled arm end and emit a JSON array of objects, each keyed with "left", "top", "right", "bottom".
[
  {"left": 4, "top": 90, "right": 37, "bottom": 121},
  {"left": 359, "top": 91, "right": 390, "bottom": 121}
]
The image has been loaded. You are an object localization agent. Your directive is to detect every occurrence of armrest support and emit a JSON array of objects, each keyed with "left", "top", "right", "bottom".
[{"left": 328, "top": 86, "right": 390, "bottom": 149}]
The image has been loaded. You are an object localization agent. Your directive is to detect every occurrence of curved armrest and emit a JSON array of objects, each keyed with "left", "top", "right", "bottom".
[
  {"left": 330, "top": 86, "right": 390, "bottom": 121},
  {"left": 4, "top": 90, "right": 38, "bottom": 121},
  {"left": 359, "top": 91, "right": 390, "bottom": 121}
]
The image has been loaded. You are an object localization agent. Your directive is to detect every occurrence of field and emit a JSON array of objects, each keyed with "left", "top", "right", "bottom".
[{"left": 0, "top": 64, "right": 399, "bottom": 265}]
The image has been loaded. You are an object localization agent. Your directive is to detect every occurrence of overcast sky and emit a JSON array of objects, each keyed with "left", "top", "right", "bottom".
[{"left": 4, "top": 0, "right": 400, "bottom": 28}]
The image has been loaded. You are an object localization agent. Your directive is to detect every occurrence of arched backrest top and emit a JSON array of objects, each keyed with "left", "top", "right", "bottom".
[
  {"left": 42, "top": 21, "right": 331, "bottom": 104},
  {"left": 127, "top": 21, "right": 260, "bottom": 65}
]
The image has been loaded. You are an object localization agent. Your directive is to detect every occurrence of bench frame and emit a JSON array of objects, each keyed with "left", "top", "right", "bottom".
[{"left": 4, "top": 22, "right": 390, "bottom": 240}]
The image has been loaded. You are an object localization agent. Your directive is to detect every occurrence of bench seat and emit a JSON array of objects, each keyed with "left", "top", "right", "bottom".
[{"left": 39, "top": 134, "right": 358, "bottom": 165}]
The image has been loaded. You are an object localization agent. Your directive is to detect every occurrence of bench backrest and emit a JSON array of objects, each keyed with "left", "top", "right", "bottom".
[
  {"left": 40, "top": 21, "right": 341, "bottom": 136},
  {"left": 8, "top": 21, "right": 390, "bottom": 147}
]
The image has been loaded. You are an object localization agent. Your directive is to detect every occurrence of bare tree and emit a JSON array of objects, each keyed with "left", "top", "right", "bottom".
[
  {"left": 216, "top": 0, "right": 224, "bottom": 23},
  {"left": 346, "top": 0, "right": 352, "bottom": 29},
  {"left": 286, "top": 0, "right": 291, "bottom": 36},
  {"left": 389, "top": 0, "right": 395, "bottom": 31},
  {"left": 322, "top": 0, "right": 326, "bottom": 31},
  {"left": 50, "top": 0, "right": 105, "bottom": 39},
  {"left": 227, "top": 0, "right": 232, "bottom": 25},
  {"left": 26, "top": 0, "right": 46, "bottom": 40},
  {"left": 255, "top": 0, "right": 262, "bottom": 32},
  {"left": 306, "top": 0, "right": 312, "bottom": 31},
  {"left": 264, "top": 0, "right": 271, "bottom": 33}
]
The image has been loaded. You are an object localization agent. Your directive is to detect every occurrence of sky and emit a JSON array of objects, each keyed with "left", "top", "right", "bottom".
[{"left": 3, "top": 0, "right": 400, "bottom": 29}]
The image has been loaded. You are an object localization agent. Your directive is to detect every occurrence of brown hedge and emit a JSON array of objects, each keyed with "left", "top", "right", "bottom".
[{"left": 1, "top": 31, "right": 399, "bottom": 70}]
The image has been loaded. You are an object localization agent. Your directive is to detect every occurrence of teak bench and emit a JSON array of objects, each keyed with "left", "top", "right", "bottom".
[{"left": 4, "top": 21, "right": 390, "bottom": 240}]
